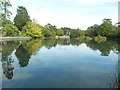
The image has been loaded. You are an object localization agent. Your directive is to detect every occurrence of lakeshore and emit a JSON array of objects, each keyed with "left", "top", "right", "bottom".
[{"left": 0, "top": 36, "right": 32, "bottom": 41}]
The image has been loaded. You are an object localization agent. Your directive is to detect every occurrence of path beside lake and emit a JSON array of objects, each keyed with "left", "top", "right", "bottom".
[{"left": 0, "top": 37, "right": 32, "bottom": 41}]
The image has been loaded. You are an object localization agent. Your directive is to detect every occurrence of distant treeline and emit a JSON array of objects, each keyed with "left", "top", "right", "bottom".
[{"left": 0, "top": 1, "right": 120, "bottom": 40}]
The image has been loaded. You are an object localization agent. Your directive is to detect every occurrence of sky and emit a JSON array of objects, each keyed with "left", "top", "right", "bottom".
[{"left": 10, "top": 0, "right": 118, "bottom": 30}]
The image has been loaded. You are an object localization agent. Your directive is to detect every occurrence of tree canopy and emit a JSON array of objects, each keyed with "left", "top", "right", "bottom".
[{"left": 14, "top": 6, "right": 31, "bottom": 31}]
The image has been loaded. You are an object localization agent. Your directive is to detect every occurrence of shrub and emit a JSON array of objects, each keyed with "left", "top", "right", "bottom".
[
  {"left": 2, "top": 24, "right": 20, "bottom": 36},
  {"left": 94, "top": 35, "right": 107, "bottom": 43},
  {"left": 23, "top": 21, "right": 44, "bottom": 38},
  {"left": 85, "top": 36, "right": 93, "bottom": 41},
  {"left": 57, "top": 29, "right": 64, "bottom": 36}
]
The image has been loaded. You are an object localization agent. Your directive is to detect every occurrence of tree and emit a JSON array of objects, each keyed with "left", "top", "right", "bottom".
[
  {"left": 79, "top": 30, "right": 85, "bottom": 36},
  {"left": 14, "top": 6, "right": 31, "bottom": 31},
  {"left": 2, "top": 23, "right": 19, "bottom": 36},
  {"left": 70, "top": 29, "right": 80, "bottom": 38},
  {"left": 1, "top": 20, "right": 19, "bottom": 36},
  {"left": 85, "top": 24, "right": 99, "bottom": 37},
  {"left": 22, "top": 21, "right": 43, "bottom": 38},
  {"left": 1, "top": 18, "right": 12, "bottom": 27},
  {"left": 0, "top": 0, "right": 12, "bottom": 20},
  {"left": 57, "top": 29, "right": 64, "bottom": 36},
  {"left": 97, "top": 19, "right": 113, "bottom": 36},
  {"left": 42, "top": 23, "right": 57, "bottom": 37},
  {"left": 42, "top": 26, "right": 51, "bottom": 37},
  {"left": 61, "top": 27, "right": 71, "bottom": 35}
]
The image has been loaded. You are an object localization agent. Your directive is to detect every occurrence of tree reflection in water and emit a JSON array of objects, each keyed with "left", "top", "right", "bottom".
[
  {"left": 1, "top": 41, "right": 20, "bottom": 79},
  {"left": 1, "top": 39, "right": 120, "bottom": 87}
]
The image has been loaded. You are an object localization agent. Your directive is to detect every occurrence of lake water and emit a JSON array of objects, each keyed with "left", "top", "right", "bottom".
[{"left": 1, "top": 39, "right": 119, "bottom": 88}]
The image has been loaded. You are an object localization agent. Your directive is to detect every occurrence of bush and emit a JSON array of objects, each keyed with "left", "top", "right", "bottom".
[
  {"left": 57, "top": 29, "right": 64, "bottom": 36},
  {"left": 2, "top": 24, "right": 20, "bottom": 36},
  {"left": 94, "top": 35, "right": 107, "bottom": 43},
  {"left": 23, "top": 21, "right": 44, "bottom": 38},
  {"left": 76, "top": 35, "right": 85, "bottom": 40},
  {"left": 85, "top": 36, "right": 93, "bottom": 41}
]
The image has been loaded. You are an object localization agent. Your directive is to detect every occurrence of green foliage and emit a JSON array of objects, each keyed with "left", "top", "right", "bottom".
[
  {"left": 42, "top": 23, "right": 57, "bottom": 37},
  {"left": 61, "top": 27, "right": 71, "bottom": 35},
  {"left": 86, "top": 24, "right": 99, "bottom": 36},
  {"left": 2, "top": 23, "right": 19, "bottom": 36},
  {"left": 85, "top": 29, "right": 94, "bottom": 36},
  {"left": 23, "top": 21, "right": 43, "bottom": 38},
  {"left": 70, "top": 29, "right": 80, "bottom": 38},
  {"left": 97, "top": 19, "right": 113, "bottom": 36},
  {"left": 76, "top": 35, "right": 85, "bottom": 40},
  {"left": 57, "top": 29, "right": 64, "bottom": 36},
  {"left": 0, "top": 0, "right": 12, "bottom": 20},
  {"left": 79, "top": 30, "right": 85, "bottom": 36},
  {"left": 1, "top": 18, "right": 13, "bottom": 27},
  {"left": 14, "top": 6, "right": 31, "bottom": 31},
  {"left": 94, "top": 35, "right": 107, "bottom": 43},
  {"left": 85, "top": 36, "right": 93, "bottom": 41},
  {"left": 42, "top": 27, "right": 51, "bottom": 37}
]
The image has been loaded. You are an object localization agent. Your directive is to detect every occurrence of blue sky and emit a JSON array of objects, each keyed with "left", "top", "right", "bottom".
[{"left": 10, "top": 0, "right": 118, "bottom": 29}]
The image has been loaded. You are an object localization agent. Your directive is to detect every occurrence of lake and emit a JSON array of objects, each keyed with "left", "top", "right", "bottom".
[{"left": 1, "top": 38, "right": 119, "bottom": 88}]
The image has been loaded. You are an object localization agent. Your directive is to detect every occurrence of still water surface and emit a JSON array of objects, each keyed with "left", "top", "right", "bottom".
[{"left": 1, "top": 39, "right": 119, "bottom": 88}]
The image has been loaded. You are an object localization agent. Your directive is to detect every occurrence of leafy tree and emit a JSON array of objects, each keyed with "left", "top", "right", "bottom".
[
  {"left": 1, "top": 20, "right": 19, "bottom": 36},
  {"left": 61, "top": 27, "right": 71, "bottom": 35},
  {"left": 57, "top": 29, "right": 64, "bottom": 36},
  {"left": 1, "top": 18, "right": 12, "bottom": 27},
  {"left": 107, "top": 25, "right": 118, "bottom": 38},
  {"left": 45, "top": 23, "right": 57, "bottom": 31},
  {"left": 14, "top": 6, "right": 31, "bottom": 31},
  {"left": 42, "top": 26, "right": 51, "bottom": 37},
  {"left": 97, "top": 19, "right": 113, "bottom": 36},
  {"left": 22, "top": 21, "right": 43, "bottom": 38},
  {"left": 85, "top": 24, "right": 99, "bottom": 37},
  {"left": 43, "top": 23, "right": 57, "bottom": 37},
  {"left": 70, "top": 29, "right": 80, "bottom": 38},
  {"left": 0, "top": 0, "right": 12, "bottom": 20},
  {"left": 79, "top": 30, "right": 85, "bottom": 36}
]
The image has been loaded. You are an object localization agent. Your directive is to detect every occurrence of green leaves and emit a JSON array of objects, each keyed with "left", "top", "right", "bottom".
[
  {"left": 97, "top": 19, "right": 113, "bottom": 36},
  {"left": 2, "top": 22, "right": 19, "bottom": 36},
  {"left": 14, "top": 6, "right": 31, "bottom": 31},
  {"left": 57, "top": 29, "right": 64, "bottom": 36},
  {"left": 22, "top": 21, "right": 43, "bottom": 38},
  {"left": 0, "top": 0, "right": 12, "bottom": 20}
]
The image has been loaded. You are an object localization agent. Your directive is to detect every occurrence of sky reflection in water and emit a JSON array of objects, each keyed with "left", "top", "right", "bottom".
[{"left": 1, "top": 39, "right": 119, "bottom": 88}]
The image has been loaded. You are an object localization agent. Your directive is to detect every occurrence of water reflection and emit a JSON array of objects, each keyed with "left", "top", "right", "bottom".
[
  {"left": 1, "top": 39, "right": 119, "bottom": 88},
  {"left": 2, "top": 41, "right": 20, "bottom": 80}
]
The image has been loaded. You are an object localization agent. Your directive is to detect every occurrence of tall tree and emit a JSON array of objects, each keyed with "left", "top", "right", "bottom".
[{"left": 14, "top": 6, "right": 31, "bottom": 31}]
